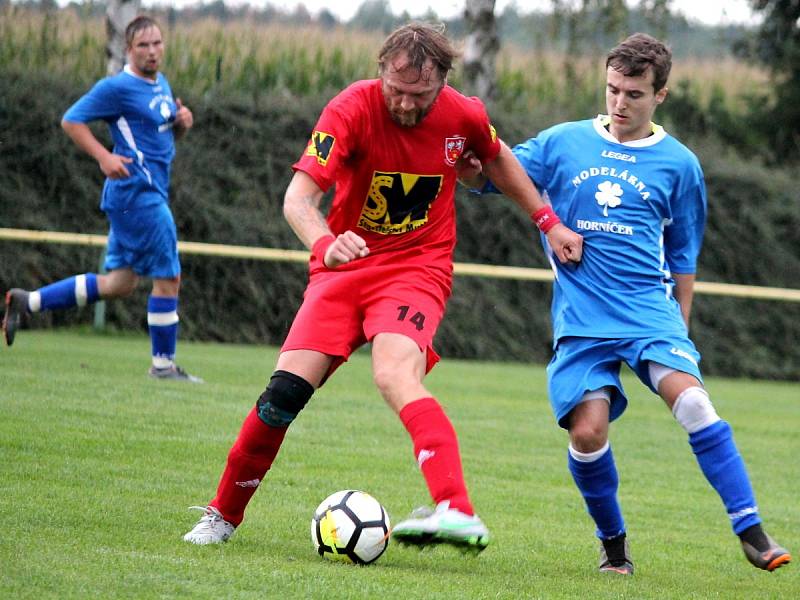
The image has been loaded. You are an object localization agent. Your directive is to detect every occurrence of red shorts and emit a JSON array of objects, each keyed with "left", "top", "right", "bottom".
[{"left": 281, "top": 263, "right": 451, "bottom": 380}]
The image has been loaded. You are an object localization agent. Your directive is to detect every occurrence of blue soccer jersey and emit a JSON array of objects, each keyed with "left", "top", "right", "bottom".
[
  {"left": 63, "top": 65, "right": 178, "bottom": 212},
  {"left": 491, "top": 115, "right": 707, "bottom": 342}
]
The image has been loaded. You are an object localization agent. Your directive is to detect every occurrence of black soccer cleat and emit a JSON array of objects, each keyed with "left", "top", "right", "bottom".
[
  {"left": 599, "top": 533, "right": 634, "bottom": 575},
  {"left": 3, "top": 288, "right": 30, "bottom": 347},
  {"left": 739, "top": 525, "right": 791, "bottom": 572}
]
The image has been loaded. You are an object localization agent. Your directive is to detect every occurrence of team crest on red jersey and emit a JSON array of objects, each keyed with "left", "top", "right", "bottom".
[{"left": 444, "top": 136, "right": 466, "bottom": 166}]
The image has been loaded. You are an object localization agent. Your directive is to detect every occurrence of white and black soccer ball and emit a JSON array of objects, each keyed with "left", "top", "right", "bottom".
[{"left": 311, "top": 490, "right": 390, "bottom": 565}]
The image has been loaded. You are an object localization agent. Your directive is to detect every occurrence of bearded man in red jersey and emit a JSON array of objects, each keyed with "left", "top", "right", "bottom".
[{"left": 183, "top": 22, "right": 582, "bottom": 552}]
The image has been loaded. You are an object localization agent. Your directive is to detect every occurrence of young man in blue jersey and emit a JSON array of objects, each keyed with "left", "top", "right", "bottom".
[
  {"left": 3, "top": 15, "right": 201, "bottom": 383},
  {"left": 461, "top": 33, "right": 790, "bottom": 574}
]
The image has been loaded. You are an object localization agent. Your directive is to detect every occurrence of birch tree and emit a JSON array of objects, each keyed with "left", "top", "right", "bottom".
[
  {"left": 106, "top": 0, "right": 141, "bottom": 75},
  {"left": 463, "top": 0, "right": 498, "bottom": 101}
]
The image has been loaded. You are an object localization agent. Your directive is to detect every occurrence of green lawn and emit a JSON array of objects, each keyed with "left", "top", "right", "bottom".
[{"left": 1, "top": 330, "right": 797, "bottom": 599}]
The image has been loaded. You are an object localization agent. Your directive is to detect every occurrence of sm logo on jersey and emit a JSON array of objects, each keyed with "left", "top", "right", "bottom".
[
  {"left": 305, "top": 130, "right": 336, "bottom": 166},
  {"left": 358, "top": 172, "right": 443, "bottom": 235}
]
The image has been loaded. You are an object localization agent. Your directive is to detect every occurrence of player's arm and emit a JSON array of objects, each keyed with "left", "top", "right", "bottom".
[
  {"left": 673, "top": 272, "right": 695, "bottom": 328},
  {"left": 481, "top": 142, "right": 583, "bottom": 264},
  {"left": 666, "top": 172, "right": 705, "bottom": 330},
  {"left": 283, "top": 170, "right": 369, "bottom": 268},
  {"left": 61, "top": 120, "right": 132, "bottom": 179},
  {"left": 172, "top": 98, "right": 193, "bottom": 140}
]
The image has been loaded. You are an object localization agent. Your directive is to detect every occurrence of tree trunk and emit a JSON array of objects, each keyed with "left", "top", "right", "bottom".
[
  {"left": 463, "top": 0, "right": 498, "bottom": 101},
  {"left": 106, "top": 0, "right": 141, "bottom": 76}
]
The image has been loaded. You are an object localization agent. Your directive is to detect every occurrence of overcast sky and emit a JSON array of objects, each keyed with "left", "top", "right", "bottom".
[{"left": 157, "top": 1, "right": 759, "bottom": 26}]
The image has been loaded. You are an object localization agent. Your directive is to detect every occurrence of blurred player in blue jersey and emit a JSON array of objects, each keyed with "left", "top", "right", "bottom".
[
  {"left": 2, "top": 15, "right": 201, "bottom": 383},
  {"left": 462, "top": 33, "right": 790, "bottom": 574}
]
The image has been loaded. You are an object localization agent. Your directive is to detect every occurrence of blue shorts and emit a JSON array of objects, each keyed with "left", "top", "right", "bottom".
[
  {"left": 104, "top": 203, "right": 180, "bottom": 278},
  {"left": 547, "top": 335, "right": 703, "bottom": 429}
]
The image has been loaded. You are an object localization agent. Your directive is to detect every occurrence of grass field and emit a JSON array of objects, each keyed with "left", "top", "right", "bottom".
[{"left": 1, "top": 330, "right": 797, "bottom": 598}]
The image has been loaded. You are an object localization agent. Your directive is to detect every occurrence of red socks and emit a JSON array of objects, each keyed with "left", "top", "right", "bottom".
[
  {"left": 210, "top": 407, "right": 288, "bottom": 526},
  {"left": 399, "top": 397, "right": 474, "bottom": 515},
  {"left": 211, "top": 398, "right": 475, "bottom": 525}
]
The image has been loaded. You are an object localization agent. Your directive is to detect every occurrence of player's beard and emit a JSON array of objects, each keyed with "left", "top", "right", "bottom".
[
  {"left": 384, "top": 91, "right": 440, "bottom": 128},
  {"left": 388, "top": 106, "right": 427, "bottom": 127},
  {"left": 140, "top": 60, "right": 159, "bottom": 77},
  {"left": 389, "top": 109, "right": 424, "bottom": 127},
  {"left": 132, "top": 56, "right": 160, "bottom": 79}
]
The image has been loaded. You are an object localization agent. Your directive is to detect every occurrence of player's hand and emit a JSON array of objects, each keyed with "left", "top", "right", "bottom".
[
  {"left": 324, "top": 231, "right": 370, "bottom": 268},
  {"left": 546, "top": 223, "right": 583, "bottom": 264},
  {"left": 174, "top": 98, "right": 193, "bottom": 131},
  {"left": 99, "top": 153, "right": 133, "bottom": 179},
  {"left": 455, "top": 150, "right": 482, "bottom": 179}
]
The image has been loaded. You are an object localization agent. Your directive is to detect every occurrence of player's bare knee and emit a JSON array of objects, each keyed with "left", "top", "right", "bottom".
[
  {"left": 372, "top": 364, "right": 410, "bottom": 400},
  {"left": 567, "top": 391, "right": 611, "bottom": 450},
  {"left": 568, "top": 418, "right": 608, "bottom": 451},
  {"left": 152, "top": 276, "right": 180, "bottom": 297},
  {"left": 99, "top": 272, "right": 138, "bottom": 298},
  {"left": 672, "top": 386, "right": 720, "bottom": 433},
  {"left": 256, "top": 370, "right": 314, "bottom": 427},
  {"left": 570, "top": 428, "right": 608, "bottom": 453},
  {"left": 119, "top": 279, "right": 138, "bottom": 297}
]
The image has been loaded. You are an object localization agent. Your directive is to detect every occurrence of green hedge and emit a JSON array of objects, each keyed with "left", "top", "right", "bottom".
[{"left": 1, "top": 69, "right": 798, "bottom": 380}]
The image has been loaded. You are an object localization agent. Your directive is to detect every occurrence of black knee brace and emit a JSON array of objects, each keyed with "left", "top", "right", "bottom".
[{"left": 256, "top": 370, "right": 314, "bottom": 427}]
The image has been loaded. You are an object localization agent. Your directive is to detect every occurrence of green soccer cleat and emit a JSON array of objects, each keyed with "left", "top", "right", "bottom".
[
  {"left": 3, "top": 288, "right": 30, "bottom": 347},
  {"left": 391, "top": 501, "right": 490, "bottom": 553},
  {"left": 599, "top": 533, "right": 634, "bottom": 575}
]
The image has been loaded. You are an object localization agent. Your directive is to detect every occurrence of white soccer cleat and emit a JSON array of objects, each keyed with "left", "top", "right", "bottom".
[
  {"left": 183, "top": 506, "right": 235, "bottom": 545},
  {"left": 391, "top": 501, "right": 490, "bottom": 552},
  {"left": 149, "top": 364, "right": 204, "bottom": 384}
]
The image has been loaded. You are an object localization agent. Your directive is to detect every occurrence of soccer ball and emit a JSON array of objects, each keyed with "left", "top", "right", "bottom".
[{"left": 311, "top": 490, "right": 390, "bottom": 565}]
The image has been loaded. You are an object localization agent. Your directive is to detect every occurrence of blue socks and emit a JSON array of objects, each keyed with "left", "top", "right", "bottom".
[
  {"left": 35, "top": 274, "right": 99, "bottom": 312},
  {"left": 689, "top": 420, "right": 761, "bottom": 534},
  {"left": 568, "top": 444, "right": 625, "bottom": 539},
  {"left": 29, "top": 279, "right": 181, "bottom": 369},
  {"left": 569, "top": 420, "right": 759, "bottom": 540},
  {"left": 147, "top": 296, "right": 179, "bottom": 367}
]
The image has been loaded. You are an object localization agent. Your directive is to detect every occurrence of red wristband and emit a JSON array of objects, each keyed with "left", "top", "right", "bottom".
[
  {"left": 311, "top": 235, "right": 335, "bottom": 267},
  {"left": 531, "top": 206, "right": 561, "bottom": 233}
]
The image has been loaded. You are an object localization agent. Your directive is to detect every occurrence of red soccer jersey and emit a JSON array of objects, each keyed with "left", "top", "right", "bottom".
[{"left": 293, "top": 79, "right": 501, "bottom": 278}]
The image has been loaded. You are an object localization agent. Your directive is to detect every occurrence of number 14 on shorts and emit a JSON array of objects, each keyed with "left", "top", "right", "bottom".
[{"left": 396, "top": 305, "right": 426, "bottom": 331}]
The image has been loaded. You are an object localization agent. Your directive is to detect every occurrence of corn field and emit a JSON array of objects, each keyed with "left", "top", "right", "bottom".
[{"left": 2, "top": 6, "right": 766, "bottom": 117}]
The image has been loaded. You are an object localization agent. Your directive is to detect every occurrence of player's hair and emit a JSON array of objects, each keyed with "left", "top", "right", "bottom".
[
  {"left": 606, "top": 33, "right": 672, "bottom": 92},
  {"left": 125, "top": 15, "right": 161, "bottom": 48},
  {"left": 378, "top": 22, "right": 459, "bottom": 83}
]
